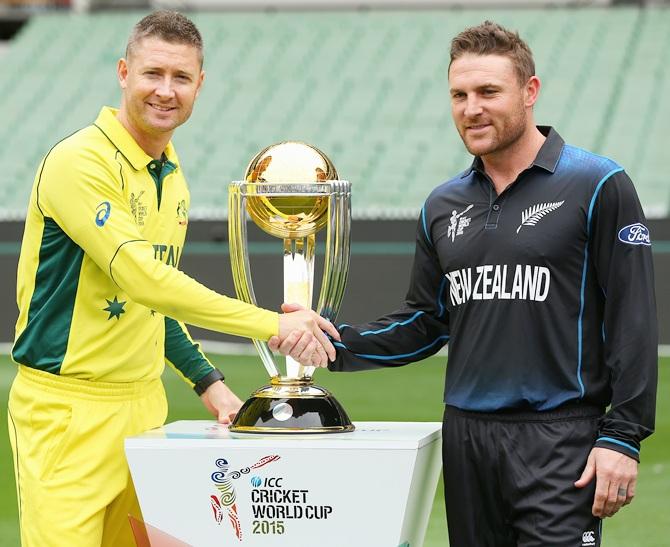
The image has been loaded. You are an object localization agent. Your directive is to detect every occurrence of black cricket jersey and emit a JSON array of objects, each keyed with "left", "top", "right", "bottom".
[{"left": 330, "top": 127, "right": 657, "bottom": 460}]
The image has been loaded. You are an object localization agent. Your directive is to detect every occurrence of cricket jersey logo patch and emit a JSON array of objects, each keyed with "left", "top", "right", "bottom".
[
  {"left": 516, "top": 201, "right": 564, "bottom": 234},
  {"left": 129, "top": 191, "right": 147, "bottom": 226},
  {"left": 618, "top": 223, "right": 651, "bottom": 246},
  {"left": 177, "top": 199, "right": 188, "bottom": 226},
  {"left": 447, "top": 204, "right": 474, "bottom": 242},
  {"left": 95, "top": 201, "right": 111, "bottom": 226}
]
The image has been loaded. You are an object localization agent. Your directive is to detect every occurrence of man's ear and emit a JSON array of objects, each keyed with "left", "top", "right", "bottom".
[
  {"left": 525, "top": 75, "right": 541, "bottom": 108},
  {"left": 117, "top": 58, "right": 129, "bottom": 89},
  {"left": 195, "top": 70, "right": 205, "bottom": 98}
]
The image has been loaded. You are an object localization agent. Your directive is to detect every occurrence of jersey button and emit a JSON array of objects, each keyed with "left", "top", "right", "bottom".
[{"left": 492, "top": 204, "right": 500, "bottom": 211}]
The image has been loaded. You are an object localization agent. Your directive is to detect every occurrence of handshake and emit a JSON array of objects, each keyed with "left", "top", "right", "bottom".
[{"left": 272, "top": 302, "right": 340, "bottom": 368}]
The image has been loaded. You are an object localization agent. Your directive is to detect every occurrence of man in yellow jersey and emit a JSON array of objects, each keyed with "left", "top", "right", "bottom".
[{"left": 7, "top": 10, "right": 338, "bottom": 547}]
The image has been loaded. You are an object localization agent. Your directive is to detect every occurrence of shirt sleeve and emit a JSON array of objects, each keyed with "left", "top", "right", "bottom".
[
  {"left": 329, "top": 207, "right": 449, "bottom": 371},
  {"left": 164, "top": 317, "right": 215, "bottom": 386},
  {"left": 38, "top": 143, "right": 279, "bottom": 341},
  {"left": 590, "top": 170, "right": 658, "bottom": 461}
]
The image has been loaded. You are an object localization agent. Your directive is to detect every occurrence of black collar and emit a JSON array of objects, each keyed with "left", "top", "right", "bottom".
[{"left": 461, "top": 126, "right": 565, "bottom": 178}]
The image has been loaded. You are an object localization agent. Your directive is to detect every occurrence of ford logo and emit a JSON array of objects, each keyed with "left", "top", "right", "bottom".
[{"left": 618, "top": 223, "right": 651, "bottom": 246}]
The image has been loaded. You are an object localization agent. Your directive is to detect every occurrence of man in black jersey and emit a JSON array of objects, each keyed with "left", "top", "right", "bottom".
[{"left": 271, "top": 21, "right": 657, "bottom": 546}]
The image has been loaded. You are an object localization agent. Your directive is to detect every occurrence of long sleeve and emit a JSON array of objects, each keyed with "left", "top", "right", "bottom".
[
  {"left": 329, "top": 208, "right": 449, "bottom": 371},
  {"left": 590, "top": 170, "right": 658, "bottom": 460},
  {"left": 164, "top": 317, "right": 215, "bottom": 386},
  {"left": 38, "top": 143, "right": 279, "bottom": 341}
]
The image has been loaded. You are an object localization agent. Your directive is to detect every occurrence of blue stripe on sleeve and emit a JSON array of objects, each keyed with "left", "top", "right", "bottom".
[
  {"left": 359, "top": 311, "right": 425, "bottom": 336},
  {"left": 596, "top": 436, "right": 640, "bottom": 455},
  {"left": 421, "top": 205, "right": 432, "bottom": 246},
  {"left": 437, "top": 277, "right": 446, "bottom": 318},
  {"left": 577, "top": 167, "right": 623, "bottom": 397},
  {"left": 334, "top": 334, "right": 449, "bottom": 361}
]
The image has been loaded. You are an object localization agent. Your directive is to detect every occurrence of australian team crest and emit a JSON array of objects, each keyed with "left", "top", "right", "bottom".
[{"left": 210, "top": 455, "right": 280, "bottom": 540}]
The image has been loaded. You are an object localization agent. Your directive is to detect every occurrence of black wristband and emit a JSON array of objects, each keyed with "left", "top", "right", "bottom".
[{"left": 193, "top": 368, "right": 225, "bottom": 396}]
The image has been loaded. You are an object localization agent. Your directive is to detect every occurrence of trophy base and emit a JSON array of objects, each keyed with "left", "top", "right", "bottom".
[{"left": 229, "top": 377, "right": 355, "bottom": 434}]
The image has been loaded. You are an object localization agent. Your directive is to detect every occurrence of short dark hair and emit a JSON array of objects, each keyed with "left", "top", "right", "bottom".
[
  {"left": 449, "top": 21, "right": 534, "bottom": 85},
  {"left": 126, "top": 10, "right": 203, "bottom": 66}
]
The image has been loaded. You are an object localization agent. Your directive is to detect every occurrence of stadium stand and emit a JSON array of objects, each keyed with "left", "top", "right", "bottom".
[{"left": 0, "top": 6, "right": 668, "bottom": 220}]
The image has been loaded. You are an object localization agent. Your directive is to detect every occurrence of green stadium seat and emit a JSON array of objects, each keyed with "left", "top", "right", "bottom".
[{"left": 0, "top": 7, "right": 666, "bottom": 220}]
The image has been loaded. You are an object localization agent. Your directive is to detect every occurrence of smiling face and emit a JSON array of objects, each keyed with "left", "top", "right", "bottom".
[
  {"left": 449, "top": 53, "right": 539, "bottom": 160},
  {"left": 117, "top": 36, "right": 204, "bottom": 154}
]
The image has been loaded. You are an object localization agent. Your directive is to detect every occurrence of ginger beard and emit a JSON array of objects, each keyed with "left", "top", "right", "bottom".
[{"left": 457, "top": 94, "right": 528, "bottom": 158}]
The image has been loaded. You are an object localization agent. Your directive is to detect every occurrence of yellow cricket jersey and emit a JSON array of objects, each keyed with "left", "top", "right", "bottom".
[{"left": 12, "top": 107, "right": 278, "bottom": 383}]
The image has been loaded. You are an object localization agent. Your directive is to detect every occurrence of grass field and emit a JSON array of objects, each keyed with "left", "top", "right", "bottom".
[{"left": 0, "top": 354, "right": 668, "bottom": 546}]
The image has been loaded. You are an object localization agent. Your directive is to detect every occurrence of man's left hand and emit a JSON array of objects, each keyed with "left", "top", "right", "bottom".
[
  {"left": 574, "top": 447, "right": 638, "bottom": 518},
  {"left": 199, "top": 380, "right": 243, "bottom": 425}
]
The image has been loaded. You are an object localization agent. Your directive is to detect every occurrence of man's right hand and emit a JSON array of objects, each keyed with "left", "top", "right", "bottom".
[{"left": 275, "top": 303, "right": 340, "bottom": 367}]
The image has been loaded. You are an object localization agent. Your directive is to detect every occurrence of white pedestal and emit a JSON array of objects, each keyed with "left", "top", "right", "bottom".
[{"left": 125, "top": 420, "right": 442, "bottom": 547}]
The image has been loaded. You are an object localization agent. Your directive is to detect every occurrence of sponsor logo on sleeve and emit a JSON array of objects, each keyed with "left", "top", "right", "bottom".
[
  {"left": 618, "top": 223, "right": 651, "bottom": 246},
  {"left": 95, "top": 201, "right": 111, "bottom": 227}
]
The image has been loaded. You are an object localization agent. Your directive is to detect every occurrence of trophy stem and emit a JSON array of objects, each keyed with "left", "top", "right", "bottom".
[
  {"left": 283, "top": 235, "right": 316, "bottom": 379},
  {"left": 228, "top": 184, "right": 280, "bottom": 378}
]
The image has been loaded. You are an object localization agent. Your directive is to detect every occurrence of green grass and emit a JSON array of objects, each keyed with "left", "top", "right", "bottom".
[{"left": 1, "top": 355, "right": 668, "bottom": 546}]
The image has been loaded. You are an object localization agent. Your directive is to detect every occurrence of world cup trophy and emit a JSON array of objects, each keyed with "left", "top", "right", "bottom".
[{"left": 228, "top": 142, "right": 354, "bottom": 433}]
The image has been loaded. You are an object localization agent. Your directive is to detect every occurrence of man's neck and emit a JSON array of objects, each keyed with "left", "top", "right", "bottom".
[
  {"left": 116, "top": 109, "right": 171, "bottom": 160},
  {"left": 481, "top": 126, "right": 546, "bottom": 195}
]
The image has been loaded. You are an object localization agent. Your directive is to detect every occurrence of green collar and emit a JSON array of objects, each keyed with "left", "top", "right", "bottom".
[{"left": 147, "top": 154, "right": 176, "bottom": 208}]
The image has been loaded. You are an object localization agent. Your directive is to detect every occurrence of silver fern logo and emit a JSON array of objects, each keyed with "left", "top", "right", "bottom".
[{"left": 516, "top": 201, "right": 565, "bottom": 234}]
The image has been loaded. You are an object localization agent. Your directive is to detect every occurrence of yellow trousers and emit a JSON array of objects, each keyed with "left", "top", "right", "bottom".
[{"left": 7, "top": 365, "right": 168, "bottom": 547}]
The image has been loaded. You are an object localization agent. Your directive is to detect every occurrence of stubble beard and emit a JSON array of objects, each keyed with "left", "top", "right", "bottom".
[{"left": 461, "top": 103, "right": 528, "bottom": 158}]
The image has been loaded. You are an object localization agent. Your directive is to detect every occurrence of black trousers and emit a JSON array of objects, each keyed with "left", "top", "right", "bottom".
[{"left": 442, "top": 403, "right": 603, "bottom": 547}]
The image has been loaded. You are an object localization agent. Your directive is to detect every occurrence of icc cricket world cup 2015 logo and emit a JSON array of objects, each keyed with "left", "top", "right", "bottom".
[{"left": 210, "top": 455, "right": 281, "bottom": 540}]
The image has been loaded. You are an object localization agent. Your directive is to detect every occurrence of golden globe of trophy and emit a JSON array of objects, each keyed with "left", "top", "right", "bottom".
[{"left": 228, "top": 142, "right": 354, "bottom": 433}]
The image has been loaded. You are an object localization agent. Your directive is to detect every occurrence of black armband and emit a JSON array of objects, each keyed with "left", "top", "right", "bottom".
[{"left": 193, "top": 368, "right": 225, "bottom": 396}]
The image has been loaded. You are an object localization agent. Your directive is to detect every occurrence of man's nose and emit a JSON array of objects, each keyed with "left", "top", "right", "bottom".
[
  {"left": 463, "top": 96, "right": 483, "bottom": 117},
  {"left": 155, "top": 77, "right": 176, "bottom": 98}
]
